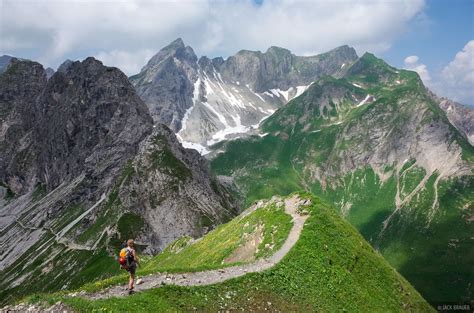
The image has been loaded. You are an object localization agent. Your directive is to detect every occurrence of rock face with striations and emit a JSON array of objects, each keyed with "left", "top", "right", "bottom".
[
  {"left": 437, "top": 98, "right": 474, "bottom": 145},
  {"left": 130, "top": 38, "right": 198, "bottom": 132},
  {"left": 1, "top": 57, "right": 152, "bottom": 196},
  {"left": 0, "top": 57, "right": 237, "bottom": 304},
  {"left": 131, "top": 39, "right": 358, "bottom": 153},
  {"left": 34, "top": 57, "right": 153, "bottom": 192},
  {"left": 0, "top": 59, "right": 46, "bottom": 195},
  {"left": 218, "top": 45, "right": 357, "bottom": 92}
]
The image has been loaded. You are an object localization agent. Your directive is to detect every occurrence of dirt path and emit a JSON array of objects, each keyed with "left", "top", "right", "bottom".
[{"left": 84, "top": 195, "right": 310, "bottom": 300}]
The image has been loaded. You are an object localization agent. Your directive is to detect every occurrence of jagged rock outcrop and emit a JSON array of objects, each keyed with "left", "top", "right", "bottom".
[
  {"left": 34, "top": 57, "right": 153, "bottom": 192},
  {"left": 0, "top": 57, "right": 152, "bottom": 195},
  {"left": 0, "top": 58, "right": 237, "bottom": 304},
  {"left": 131, "top": 39, "right": 358, "bottom": 152},
  {"left": 437, "top": 99, "right": 474, "bottom": 145},
  {"left": 0, "top": 55, "right": 15, "bottom": 73},
  {"left": 116, "top": 125, "right": 236, "bottom": 253},
  {"left": 0, "top": 59, "right": 47, "bottom": 195},
  {"left": 130, "top": 38, "right": 198, "bottom": 132},
  {"left": 219, "top": 45, "right": 357, "bottom": 92}
]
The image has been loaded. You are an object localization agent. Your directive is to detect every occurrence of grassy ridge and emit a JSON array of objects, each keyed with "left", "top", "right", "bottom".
[
  {"left": 144, "top": 201, "right": 293, "bottom": 272},
  {"left": 27, "top": 194, "right": 433, "bottom": 312}
]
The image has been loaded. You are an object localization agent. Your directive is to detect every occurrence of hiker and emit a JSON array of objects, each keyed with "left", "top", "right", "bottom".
[{"left": 119, "top": 239, "right": 139, "bottom": 294}]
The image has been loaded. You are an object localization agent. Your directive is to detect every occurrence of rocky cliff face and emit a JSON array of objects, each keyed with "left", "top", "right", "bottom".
[
  {"left": 0, "top": 59, "right": 47, "bottom": 196},
  {"left": 130, "top": 39, "right": 198, "bottom": 132},
  {"left": 34, "top": 57, "right": 153, "bottom": 193},
  {"left": 0, "top": 58, "right": 236, "bottom": 304},
  {"left": 437, "top": 98, "right": 474, "bottom": 145},
  {"left": 219, "top": 45, "right": 357, "bottom": 92},
  {"left": 131, "top": 39, "right": 358, "bottom": 153}
]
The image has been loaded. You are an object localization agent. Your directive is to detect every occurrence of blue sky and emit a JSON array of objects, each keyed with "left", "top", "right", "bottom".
[
  {"left": 1, "top": 0, "right": 473, "bottom": 104},
  {"left": 382, "top": 0, "right": 473, "bottom": 72}
]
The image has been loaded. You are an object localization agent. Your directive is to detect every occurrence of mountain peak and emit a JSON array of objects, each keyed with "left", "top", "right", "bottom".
[
  {"left": 0, "top": 55, "right": 17, "bottom": 73},
  {"left": 141, "top": 37, "right": 196, "bottom": 72},
  {"left": 326, "top": 45, "right": 358, "bottom": 60},
  {"left": 168, "top": 37, "right": 185, "bottom": 49},
  {"left": 266, "top": 46, "right": 291, "bottom": 55},
  {"left": 57, "top": 59, "right": 74, "bottom": 73}
]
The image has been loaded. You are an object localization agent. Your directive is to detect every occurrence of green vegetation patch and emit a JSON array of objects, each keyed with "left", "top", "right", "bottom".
[
  {"left": 144, "top": 201, "right": 293, "bottom": 272},
  {"left": 150, "top": 135, "right": 191, "bottom": 180},
  {"left": 32, "top": 183, "right": 47, "bottom": 201},
  {"left": 117, "top": 212, "right": 145, "bottom": 240}
]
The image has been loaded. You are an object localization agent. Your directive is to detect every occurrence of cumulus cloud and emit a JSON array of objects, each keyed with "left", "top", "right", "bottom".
[
  {"left": 443, "top": 40, "right": 474, "bottom": 82},
  {"left": 404, "top": 55, "right": 431, "bottom": 83},
  {"left": 438, "top": 40, "right": 474, "bottom": 103},
  {"left": 1, "top": 0, "right": 425, "bottom": 75},
  {"left": 405, "top": 41, "right": 474, "bottom": 105},
  {"left": 95, "top": 49, "right": 155, "bottom": 75}
]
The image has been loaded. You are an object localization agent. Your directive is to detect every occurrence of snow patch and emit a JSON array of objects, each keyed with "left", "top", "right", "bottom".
[
  {"left": 254, "top": 92, "right": 266, "bottom": 102},
  {"left": 177, "top": 77, "right": 201, "bottom": 137},
  {"left": 270, "top": 87, "right": 294, "bottom": 101},
  {"left": 294, "top": 85, "right": 311, "bottom": 99},
  {"left": 356, "top": 94, "right": 372, "bottom": 107},
  {"left": 207, "top": 115, "right": 249, "bottom": 146},
  {"left": 181, "top": 141, "right": 210, "bottom": 155}
]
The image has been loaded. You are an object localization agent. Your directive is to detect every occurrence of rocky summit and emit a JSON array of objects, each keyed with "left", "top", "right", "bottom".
[
  {"left": 130, "top": 38, "right": 358, "bottom": 153},
  {"left": 0, "top": 58, "right": 237, "bottom": 304}
]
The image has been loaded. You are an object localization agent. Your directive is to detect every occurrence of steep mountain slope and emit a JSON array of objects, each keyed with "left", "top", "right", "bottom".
[
  {"left": 18, "top": 194, "right": 433, "bottom": 312},
  {"left": 0, "top": 55, "right": 15, "bottom": 73},
  {"left": 0, "top": 58, "right": 236, "bottom": 304},
  {"left": 130, "top": 39, "right": 358, "bottom": 153},
  {"left": 211, "top": 53, "right": 474, "bottom": 304},
  {"left": 437, "top": 98, "right": 474, "bottom": 145}
]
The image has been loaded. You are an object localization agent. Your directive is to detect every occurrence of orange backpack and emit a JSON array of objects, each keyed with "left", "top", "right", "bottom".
[{"left": 119, "top": 248, "right": 130, "bottom": 269}]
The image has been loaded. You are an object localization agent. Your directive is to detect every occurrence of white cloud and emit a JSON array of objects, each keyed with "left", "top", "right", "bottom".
[
  {"left": 435, "top": 40, "right": 474, "bottom": 105},
  {"left": 404, "top": 55, "right": 431, "bottom": 83},
  {"left": 404, "top": 55, "right": 419, "bottom": 65},
  {"left": 404, "top": 41, "right": 474, "bottom": 105},
  {"left": 1, "top": 0, "right": 425, "bottom": 75},
  {"left": 442, "top": 40, "right": 474, "bottom": 85},
  {"left": 95, "top": 49, "right": 155, "bottom": 75}
]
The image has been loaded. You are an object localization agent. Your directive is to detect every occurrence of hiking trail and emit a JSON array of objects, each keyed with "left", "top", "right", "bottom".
[{"left": 82, "top": 195, "right": 309, "bottom": 300}]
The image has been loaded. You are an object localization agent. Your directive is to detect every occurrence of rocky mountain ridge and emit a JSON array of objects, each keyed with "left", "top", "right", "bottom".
[{"left": 131, "top": 39, "right": 358, "bottom": 153}]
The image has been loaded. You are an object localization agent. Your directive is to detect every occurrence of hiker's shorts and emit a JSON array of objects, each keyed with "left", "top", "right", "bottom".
[{"left": 127, "top": 263, "right": 137, "bottom": 275}]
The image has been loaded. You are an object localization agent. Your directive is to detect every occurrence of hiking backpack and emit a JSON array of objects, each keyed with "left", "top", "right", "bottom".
[{"left": 119, "top": 247, "right": 134, "bottom": 269}]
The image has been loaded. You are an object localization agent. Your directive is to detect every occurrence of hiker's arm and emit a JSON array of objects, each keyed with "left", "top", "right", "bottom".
[{"left": 133, "top": 250, "right": 139, "bottom": 264}]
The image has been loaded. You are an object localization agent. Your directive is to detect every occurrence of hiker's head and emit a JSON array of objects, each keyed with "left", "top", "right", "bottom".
[{"left": 127, "top": 239, "right": 135, "bottom": 248}]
